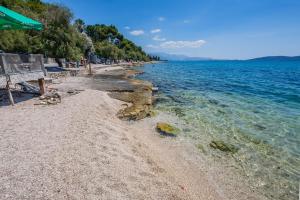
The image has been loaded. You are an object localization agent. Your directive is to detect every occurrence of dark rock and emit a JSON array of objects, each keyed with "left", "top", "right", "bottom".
[
  {"left": 182, "top": 128, "right": 191, "bottom": 132},
  {"left": 217, "top": 109, "right": 226, "bottom": 114},
  {"left": 209, "top": 140, "right": 238, "bottom": 153},
  {"left": 253, "top": 124, "right": 267, "bottom": 131},
  {"left": 156, "top": 122, "right": 179, "bottom": 137},
  {"left": 208, "top": 99, "right": 219, "bottom": 105},
  {"left": 220, "top": 104, "right": 229, "bottom": 108},
  {"left": 196, "top": 144, "right": 206, "bottom": 153},
  {"left": 172, "top": 107, "right": 185, "bottom": 117}
]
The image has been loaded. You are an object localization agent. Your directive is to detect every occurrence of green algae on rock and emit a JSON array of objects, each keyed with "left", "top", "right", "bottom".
[
  {"left": 196, "top": 144, "right": 206, "bottom": 153},
  {"left": 117, "top": 104, "right": 152, "bottom": 120},
  {"left": 209, "top": 140, "right": 238, "bottom": 153},
  {"left": 156, "top": 122, "right": 179, "bottom": 137},
  {"left": 105, "top": 68, "right": 154, "bottom": 121},
  {"left": 148, "top": 110, "right": 158, "bottom": 117},
  {"left": 112, "top": 87, "right": 153, "bottom": 120}
]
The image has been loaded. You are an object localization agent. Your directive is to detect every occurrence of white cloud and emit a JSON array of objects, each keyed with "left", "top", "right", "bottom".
[
  {"left": 146, "top": 44, "right": 158, "bottom": 48},
  {"left": 183, "top": 20, "right": 190, "bottom": 24},
  {"left": 152, "top": 35, "right": 166, "bottom": 41},
  {"left": 124, "top": 26, "right": 130, "bottom": 30},
  {"left": 147, "top": 39, "right": 206, "bottom": 49},
  {"left": 130, "top": 30, "right": 144, "bottom": 36},
  {"left": 151, "top": 29, "right": 161, "bottom": 34},
  {"left": 158, "top": 17, "right": 165, "bottom": 21},
  {"left": 161, "top": 40, "right": 206, "bottom": 49}
]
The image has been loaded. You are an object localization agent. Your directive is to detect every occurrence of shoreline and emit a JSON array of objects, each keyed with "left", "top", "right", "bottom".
[{"left": 0, "top": 63, "right": 266, "bottom": 199}]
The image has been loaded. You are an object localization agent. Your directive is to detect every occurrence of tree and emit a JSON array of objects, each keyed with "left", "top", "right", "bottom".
[
  {"left": 41, "top": 4, "right": 86, "bottom": 66},
  {"left": 94, "top": 41, "right": 121, "bottom": 63},
  {"left": 0, "top": 1, "right": 87, "bottom": 66},
  {"left": 0, "top": 0, "right": 153, "bottom": 65},
  {"left": 74, "top": 18, "right": 85, "bottom": 33},
  {"left": 86, "top": 24, "right": 150, "bottom": 62}
]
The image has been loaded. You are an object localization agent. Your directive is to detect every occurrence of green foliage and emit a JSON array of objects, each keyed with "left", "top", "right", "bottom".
[
  {"left": 86, "top": 24, "right": 150, "bottom": 61},
  {"left": 0, "top": 0, "right": 153, "bottom": 63},
  {"left": 0, "top": 0, "right": 87, "bottom": 64},
  {"left": 0, "top": 30, "right": 27, "bottom": 52},
  {"left": 41, "top": 4, "right": 86, "bottom": 61},
  {"left": 86, "top": 24, "right": 118, "bottom": 42},
  {"left": 149, "top": 55, "right": 160, "bottom": 61},
  {"left": 74, "top": 18, "right": 85, "bottom": 33}
]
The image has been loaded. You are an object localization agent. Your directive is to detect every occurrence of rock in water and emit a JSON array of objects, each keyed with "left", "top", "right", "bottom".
[
  {"left": 156, "top": 122, "right": 179, "bottom": 137},
  {"left": 253, "top": 124, "right": 267, "bottom": 131},
  {"left": 208, "top": 99, "right": 219, "bottom": 105},
  {"left": 196, "top": 144, "right": 206, "bottom": 153},
  {"left": 172, "top": 107, "right": 185, "bottom": 117},
  {"left": 209, "top": 140, "right": 238, "bottom": 153}
]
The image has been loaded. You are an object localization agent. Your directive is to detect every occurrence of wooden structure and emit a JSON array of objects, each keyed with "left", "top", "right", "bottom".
[
  {"left": 0, "top": 6, "right": 44, "bottom": 106},
  {"left": 0, "top": 53, "right": 46, "bottom": 105}
]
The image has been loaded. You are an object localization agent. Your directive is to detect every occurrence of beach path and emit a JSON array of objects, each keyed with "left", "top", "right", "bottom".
[{"left": 0, "top": 89, "right": 222, "bottom": 200}]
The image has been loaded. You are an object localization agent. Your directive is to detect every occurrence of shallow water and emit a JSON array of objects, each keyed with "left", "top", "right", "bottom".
[{"left": 138, "top": 60, "right": 300, "bottom": 200}]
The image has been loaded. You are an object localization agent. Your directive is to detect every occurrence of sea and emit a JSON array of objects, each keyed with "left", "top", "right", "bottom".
[{"left": 137, "top": 60, "right": 300, "bottom": 200}]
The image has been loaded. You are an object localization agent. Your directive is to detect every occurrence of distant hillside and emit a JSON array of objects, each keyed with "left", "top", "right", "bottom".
[
  {"left": 150, "top": 52, "right": 212, "bottom": 61},
  {"left": 148, "top": 53, "right": 300, "bottom": 62},
  {"left": 248, "top": 56, "right": 300, "bottom": 61}
]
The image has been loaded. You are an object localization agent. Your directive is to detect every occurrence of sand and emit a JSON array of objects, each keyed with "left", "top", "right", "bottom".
[{"left": 0, "top": 65, "right": 266, "bottom": 200}]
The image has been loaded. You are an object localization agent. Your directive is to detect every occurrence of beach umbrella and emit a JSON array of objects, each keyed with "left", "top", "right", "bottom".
[
  {"left": 0, "top": 6, "right": 43, "bottom": 30},
  {"left": 0, "top": 6, "right": 43, "bottom": 106}
]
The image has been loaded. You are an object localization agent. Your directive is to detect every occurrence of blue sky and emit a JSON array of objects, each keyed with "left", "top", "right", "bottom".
[{"left": 45, "top": 0, "right": 300, "bottom": 59}]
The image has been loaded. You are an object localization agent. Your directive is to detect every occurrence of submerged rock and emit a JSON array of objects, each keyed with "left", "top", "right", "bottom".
[
  {"left": 156, "top": 122, "right": 179, "bottom": 137},
  {"left": 172, "top": 107, "right": 185, "bottom": 117},
  {"left": 110, "top": 78, "right": 154, "bottom": 121},
  {"left": 153, "top": 96, "right": 170, "bottom": 104},
  {"left": 217, "top": 109, "right": 226, "bottom": 114},
  {"left": 196, "top": 144, "right": 206, "bottom": 153},
  {"left": 253, "top": 124, "right": 267, "bottom": 131},
  {"left": 220, "top": 104, "right": 229, "bottom": 108},
  {"left": 148, "top": 110, "right": 158, "bottom": 117},
  {"left": 208, "top": 99, "right": 219, "bottom": 105},
  {"left": 240, "top": 133, "right": 262, "bottom": 145},
  {"left": 209, "top": 140, "right": 238, "bottom": 153},
  {"left": 117, "top": 104, "right": 152, "bottom": 121}
]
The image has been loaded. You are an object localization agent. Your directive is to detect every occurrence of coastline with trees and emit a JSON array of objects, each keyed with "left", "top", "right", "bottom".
[{"left": 0, "top": 0, "right": 159, "bottom": 67}]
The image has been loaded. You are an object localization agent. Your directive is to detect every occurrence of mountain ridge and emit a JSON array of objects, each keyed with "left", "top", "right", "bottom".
[
  {"left": 247, "top": 56, "right": 300, "bottom": 61},
  {"left": 150, "top": 52, "right": 300, "bottom": 61}
]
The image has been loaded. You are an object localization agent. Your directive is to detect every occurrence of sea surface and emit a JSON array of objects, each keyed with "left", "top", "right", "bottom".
[{"left": 137, "top": 60, "right": 300, "bottom": 200}]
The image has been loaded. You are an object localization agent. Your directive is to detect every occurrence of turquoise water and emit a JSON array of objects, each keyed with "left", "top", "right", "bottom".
[{"left": 138, "top": 60, "right": 300, "bottom": 200}]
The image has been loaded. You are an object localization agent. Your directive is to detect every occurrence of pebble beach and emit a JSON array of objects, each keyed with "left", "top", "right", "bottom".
[{"left": 0, "top": 64, "right": 269, "bottom": 200}]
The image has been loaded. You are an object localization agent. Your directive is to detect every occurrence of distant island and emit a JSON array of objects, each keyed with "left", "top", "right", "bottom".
[
  {"left": 150, "top": 53, "right": 300, "bottom": 62},
  {"left": 247, "top": 56, "right": 300, "bottom": 61}
]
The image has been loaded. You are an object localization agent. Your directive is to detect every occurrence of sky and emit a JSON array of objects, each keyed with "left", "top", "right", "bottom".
[{"left": 45, "top": 0, "right": 300, "bottom": 59}]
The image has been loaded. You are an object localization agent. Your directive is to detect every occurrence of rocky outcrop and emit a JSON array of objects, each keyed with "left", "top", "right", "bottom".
[
  {"left": 94, "top": 67, "right": 156, "bottom": 121},
  {"left": 156, "top": 122, "right": 179, "bottom": 137},
  {"left": 117, "top": 103, "right": 152, "bottom": 120},
  {"left": 107, "top": 69, "right": 155, "bottom": 121}
]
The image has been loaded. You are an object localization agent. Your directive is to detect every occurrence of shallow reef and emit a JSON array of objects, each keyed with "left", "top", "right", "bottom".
[
  {"left": 209, "top": 140, "right": 238, "bottom": 153},
  {"left": 107, "top": 69, "right": 155, "bottom": 121},
  {"left": 156, "top": 122, "right": 179, "bottom": 137}
]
